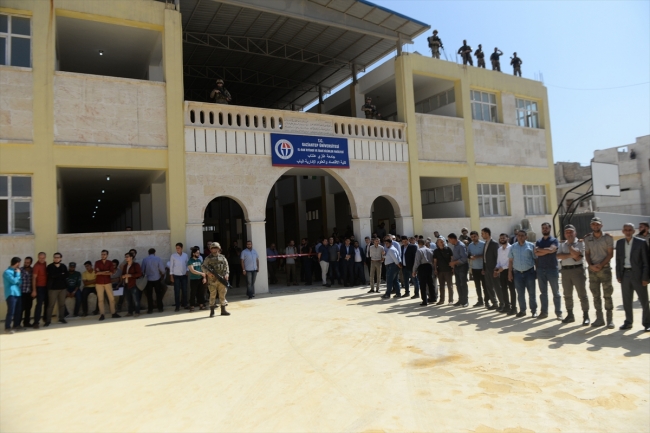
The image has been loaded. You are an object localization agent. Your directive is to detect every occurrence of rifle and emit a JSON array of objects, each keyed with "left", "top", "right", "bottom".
[{"left": 203, "top": 262, "right": 232, "bottom": 289}]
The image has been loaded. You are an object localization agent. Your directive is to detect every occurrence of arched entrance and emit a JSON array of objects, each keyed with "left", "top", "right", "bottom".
[
  {"left": 371, "top": 196, "right": 397, "bottom": 237},
  {"left": 202, "top": 196, "right": 247, "bottom": 253}
]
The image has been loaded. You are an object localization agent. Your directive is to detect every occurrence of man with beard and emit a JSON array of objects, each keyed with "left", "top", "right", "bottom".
[
  {"left": 584, "top": 217, "right": 615, "bottom": 328},
  {"left": 481, "top": 228, "right": 503, "bottom": 312},
  {"left": 535, "top": 223, "right": 562, "bottom": 321},
  {"left": 638, "top": 222, "right": 650, "bottom": 245},
  {"left": 557, "top": 225, "right": 589, "bottom": 325},
  {"left": 508, "top": 231, "right": 537, "bottom": 318},
  {"left": 495, "top": 233, "right": 516, "bottom": 315}
]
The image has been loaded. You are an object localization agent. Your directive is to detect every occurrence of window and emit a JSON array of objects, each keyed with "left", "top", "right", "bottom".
[
  {"left": 516, "top": 98, "right": 539, "bottom": 128},
  {"left": 421, "top": 184, "right": 462, "bottom": 205},
  {"left": 523, "top": 185, "right": 547, "bottom": 215},
  {"left": 0, "top": 14, "right": 31, "bottom": 67},
  {"left": 471, "top": 90, "right": 498, "bottom": 122},
  {"left": 415, "top": 88, "right": 456, "bottom": 114},
  {"left": 477, "top": 183, "right": 507, "bottom": 216},
  {"left": 0, "top": 175, "right": 32, "bottom": 234}
]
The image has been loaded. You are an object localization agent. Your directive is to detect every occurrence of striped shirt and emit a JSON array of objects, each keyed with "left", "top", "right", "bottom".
[{"left": 19, "top": 266, "right": 32, "bottom": 294}]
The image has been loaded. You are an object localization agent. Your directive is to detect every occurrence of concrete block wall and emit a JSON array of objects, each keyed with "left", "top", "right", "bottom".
[{"left": 0, "top": 68, "right": 33, "bottom": 141}]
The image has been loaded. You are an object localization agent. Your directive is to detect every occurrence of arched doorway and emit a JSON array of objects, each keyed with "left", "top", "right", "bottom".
[
  {"left": 371, "top": 196, "right": 396, "bottom": 237},
  {"left": 203, "top": 196, "right": 247, "bottom": 254}
]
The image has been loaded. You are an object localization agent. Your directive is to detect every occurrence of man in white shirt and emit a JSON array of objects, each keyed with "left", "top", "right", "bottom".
[
  {"left": 353, "top": 240, "right": 366, "bottom": 286},
  {"left": 285, "top": 240, "right": 297, "bottom": 286},
  {"left": 170, "top": 242, "right": 189, "bottom": 312},
  {"left": 495, "top": 233, "right": 516, "bottom": 315}
]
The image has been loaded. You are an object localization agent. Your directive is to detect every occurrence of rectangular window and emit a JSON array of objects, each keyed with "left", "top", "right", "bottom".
[
  {"left": 471, "top": 90, "right": 498, "bottom": 122},
  {"left": 421, "top": 184, "right": 462, "bottom": 205},
  {"left": 415, "top": 88, "right": 455, "bottom": 114},
  {"left": 0, "top": 175, "right": 32, "bottom": 234},
  {"left": 0, "top": 14, "right": 31, "bottom": 67},
  {"left": 516, "top": 98, "right": 539, "bottom": 128},
  {"left": 477, "top": 183, "right": 507, "bottom": 216},
  {"left": 523, "top": 184, "right": 547, "bottom": 215}
]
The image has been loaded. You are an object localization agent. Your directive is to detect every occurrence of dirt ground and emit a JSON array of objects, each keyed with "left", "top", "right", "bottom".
[{"left": 1, "top": 279, "right": 649, "bottom": 433}]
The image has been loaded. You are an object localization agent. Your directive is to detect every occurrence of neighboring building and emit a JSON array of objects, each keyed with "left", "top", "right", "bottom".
[{"left": 0, "top": 0, "right": 557, "bottom": 298}]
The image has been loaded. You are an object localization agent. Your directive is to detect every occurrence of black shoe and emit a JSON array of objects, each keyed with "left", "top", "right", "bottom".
[
  {"left": 404, "top": 292, "right": 411, "bottom": 297},
  {"left": 562, "top": 313, "right": 575, "bottom": 324},
  {"left": 645, "top": 326, "right": 650, "bottom": 332},
  {"left": 98, "top": 315, "right": 105, "bottom": 321},
  {"left": 532, "top": 312, "right": 538, "bottom": 318},
  {"left": 367, "top": 289, "right": 375, "bottom": 294},
  {"left": 536, "top": 313, "right": 548, "bottom": 320},
  {"left": 112, "top": 313, "right": 121, "bottom": 318},
  {"left": 516, "top": 312, "right": 526, "bottom": 318},
  {"left": 58, "top": 319, "right": 67, "bottom": 324},
  {"left": 381, "top": 295, "right": 389, "bottom": 299},
  {"left": 44, "top": 322, "right": 51, "bottom": 327},
  {"left": 393, "top": 294, "right": 401, "bottom": 299},
  {"left": 453, "top": 302, "right": 461, "bottom": 306},
  {"left": 487, "top": 304, "right": 497, "bottom": 310},
  {"left": 474, "top": 301, "right": 484, "bottom": 307},
  {"left": 220, "top": 305, "right": 230, "bottom": 316},
  {"left": 619, "top": 323, "right": 633, "bottom": 330},
  {"left": 174, "top": 307, "right": 180, "bottom": 312},
  {"left": 210, "top": 307, "right": 215, "bottom": 317},
  {"left": 461, "top": 303, "right": 468, "bottom": 307},
  {"left": 410, "top": 295, "right": 418, "bottom": 299},
  {"left": 419, "top": 302, "right": 428, "bottom": 306},
  {"left": 507, "top": 309, "right": 516, "bottom": 316}
]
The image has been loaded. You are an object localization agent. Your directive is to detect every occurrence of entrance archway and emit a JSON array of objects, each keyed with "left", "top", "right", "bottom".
[
  {"left": 202, "top": 196, "right": 247, "bottom": 254},
  {"left": 371, "top": 196, "right": 397, "bottom": 237}
]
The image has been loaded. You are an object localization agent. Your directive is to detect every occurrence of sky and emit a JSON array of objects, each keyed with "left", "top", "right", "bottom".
[{"left": 357, "top": 0, "right": 650, "bottom": 165}]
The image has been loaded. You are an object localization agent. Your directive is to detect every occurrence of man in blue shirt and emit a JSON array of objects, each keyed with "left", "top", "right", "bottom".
[
  {"left": 141, "top": 248, "right": 167, "bottom": 313},
  {"left": 467, "top": 231, "right": 489, "bottom": 308},
  {"left": 535, "top": 222, "right": 562, "bottom": 320},
  {"left": 317, "top": 238, "right": 331, "bottom": 287},
  {"left": 509, "top": 230, "right": 537, "bottom": 317},
  {"left": 240, "top": 241, "right": 260, "bottom": 299},
  {"left": 448, "top": 233, "right": 469, "bottom": 307},
  {"left": 381, "top": 239, "right": 402, "bottom": 299},
  {"left": 4, "top": 257, "right": 23, "bottom": 333}
]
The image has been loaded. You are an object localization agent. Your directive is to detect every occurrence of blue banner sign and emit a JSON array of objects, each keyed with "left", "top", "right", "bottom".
[{"left": 270, "top": 133, "right": 349, "bottom": 169}]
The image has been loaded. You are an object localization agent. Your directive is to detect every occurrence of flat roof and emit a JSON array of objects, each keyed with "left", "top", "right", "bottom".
[{"left": 173, "top": 0, "right": 430, "bottom": 109}]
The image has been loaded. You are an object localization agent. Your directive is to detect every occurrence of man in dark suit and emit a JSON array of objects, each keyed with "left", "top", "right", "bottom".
[
  {"left": 616, "top": 223, "right": 650, "bottom": 331},
  {"left": 340, "top": 238, "right": 356, "bottom": 287},
  {"left": 481, "top": 228, "right": 504, "bottom": 311},
  {"left": 352, "top": 240, "right": 366, "bottom": 286},
  {"left": 401, "top": 237, "right": 420, "bottom": 299}
]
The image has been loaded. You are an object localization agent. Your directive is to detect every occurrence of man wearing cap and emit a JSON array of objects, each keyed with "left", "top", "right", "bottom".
[
  {"left": 615, "top": 223, "right": 649, "bottom": 331},
  {"left": 427, "top": 30, "right": 443, "bottom": 59},
  {"left": 202, "top": 242, "right": 230, "bottom": 317},
  {"left": 584, "top": 217, "right": 615, "bottom": 328},
  {"left": 557, "top": 225, "right": 589, "bottom": 325},
  {"left": 210, "top": 79, "right": 232, "bottom": 104},
  {"left": 361, "top": 97, "right": 377, "bottom": 119}
]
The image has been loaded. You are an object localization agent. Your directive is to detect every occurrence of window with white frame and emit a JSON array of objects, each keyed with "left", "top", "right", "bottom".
[
  {"left": 421, "top": 184, "right": 462, "bottom": 205},
  {"left": 516, "top": 98, "right": 539, "bottom": 128},
  {"left": 470, "top": 90, "right": 497, "bottom": 122},
  {"left": 523, "top": 185, "right": 547, "bottom": 215},
  {"left": 415, "top": 88, "right": 456, "bottom": 114},
  {"left": 0, "top": 175, "right": 32, "bottom": 234},
  {"left": 0, "top": 14, "right": 31, "bottom": 68},
  {"left": 477, "top": 183, "right": 507, "bottom": 216}
]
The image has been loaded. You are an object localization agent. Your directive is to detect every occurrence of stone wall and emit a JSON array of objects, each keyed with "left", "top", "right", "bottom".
[
  {"left": 415, "top": 113, "right": 466, "bottom": 163},
  {"left": 473, "top": 121, "right": 547, "bottom": 167},
  {"left": 0, "top": 67, "right": 33, "bottom": 141},
  {"left": 422, "top": 218, "right": 471, "bottom": 238},
  {"left": 54, "top": 72, "right": 167, "bottom": 147},
  {"left": 0, "top": 235, "right": 35, "bottom": 290}
]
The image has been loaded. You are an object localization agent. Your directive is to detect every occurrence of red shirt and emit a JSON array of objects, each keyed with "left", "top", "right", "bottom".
[
  {"left": 94, "top": 260, "right": 114, "bottom": 285},
  {"left": 33, "top": 262, "right": 47, "bottom": 287}
]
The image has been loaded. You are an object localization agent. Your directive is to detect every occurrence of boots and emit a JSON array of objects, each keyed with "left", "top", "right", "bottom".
[
  {"left": 210, "top": 307, "right": 215, "bottom": 317},
  {"left": 606, "top": 310, "right": 614, "bottom": 329},
  {"left": 591, "top": 310, "right": 605, "bottom": 327},
  {"left": 582, "top": 311, "right": 590, "bottom": 326},
  {"left": 562, "top": 309, "right": 575, "bottom": 324},
  {"left": 220, "top": 305, "right": 230, "bottom": 316}
]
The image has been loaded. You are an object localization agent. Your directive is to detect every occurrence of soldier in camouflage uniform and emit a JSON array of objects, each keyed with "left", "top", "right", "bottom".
[
  {"left": 361, "top": 97, "right": 377, "bottom": 119},
  {"left": 584, "top": 217, "right": 615, "bottom": 328},
  {"left": 427, "top": 30, "right": 443, "bottom": 59},
  {"left": 210, "top": 79, "right": 232, "bottom": 105},
  {"left": 201, "top": 242, "right": 231, "bottom": 317}
]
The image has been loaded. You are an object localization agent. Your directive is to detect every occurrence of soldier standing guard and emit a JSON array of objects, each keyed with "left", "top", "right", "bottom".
[
  {"left": 210, "top": 79, "right": 232, "bottom": 105},
  {"left": 474, "top": 44, "right": 486, "bottom": 68},
  {"left": 201, "top": 242, "right": 231, "bottom": 317},
  {"left": 457, "top": 40, "right": 473, "bottom": 66},
  {"left": 361, "top": 97, "right": 377, "bottom": 119},
  {"left": 510, "top": 52, "right": 523, "bottom": 77},
  {"left": 490, "top": 48, "right": 503, "bottom": 71},
  {"left": 427, "top": 30, "right": 443, "bottom": 59}
]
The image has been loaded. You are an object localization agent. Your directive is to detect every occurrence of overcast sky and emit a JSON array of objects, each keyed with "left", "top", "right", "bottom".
[{"left": 367, "top": 0, "right": 650, "bottom": 165}]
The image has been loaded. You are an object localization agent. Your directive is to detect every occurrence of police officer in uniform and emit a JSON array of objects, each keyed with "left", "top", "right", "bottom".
[
  {"left": 361, "top": 97, "right": 377, "bottom": 119},
  {"left": 457, "top": 40, "right": 473, "bottom": 66},
  {"left": 210, "top": 79, "right": 232, "bottom": 105},
  {"left": 427, "top": 30, "right": 443, "bottom": 59},
  {"left": 584, "top": 217, "right": 615, "bottom": 328},
  {"left": 510, "top": 53, "right": 523, "bottom": 77},
  {"left": 490, "top": 48, "right": 503, "bottom": 71},
  {"left": 474, "top": 44, "right": 486, "bottom": 68},
  {"left": 201, "top": 242, "right": 231, "bottom": 317}
]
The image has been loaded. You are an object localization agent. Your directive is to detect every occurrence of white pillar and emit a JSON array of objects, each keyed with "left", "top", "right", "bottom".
[
  {"left": 396, "top": 216, "right": 414, "bottom": 237},
  {"left": 186, "top": 223, "right": 203, "bottom": 251},
  {"left": 246, "top": 221, "right": 269, "bottom": 294},
  {"left": 352, "top": 217, "right": 372, "bottom": 241}
]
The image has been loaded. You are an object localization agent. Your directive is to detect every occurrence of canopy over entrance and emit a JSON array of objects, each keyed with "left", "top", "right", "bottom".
[{"left": 171, "top": 0, "right": 430, "bottom": 109}]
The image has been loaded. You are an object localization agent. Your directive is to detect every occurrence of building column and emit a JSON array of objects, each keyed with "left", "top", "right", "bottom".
[
  {"left": 246, "top": 221, "right": 269, "bottom": 294},
  {"left": 185, "top": 223, "right": 203, "bottom": 252},
  {"left": 396, "top": 216, "right": 414, "bottom": 237},
  {"left": 352, "top": 217, "right": 372, "bottom": 241}
]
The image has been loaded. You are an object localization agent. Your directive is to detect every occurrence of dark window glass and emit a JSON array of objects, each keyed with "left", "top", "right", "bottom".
[
  {"left": 0, "top": 15, "right": 7, "bottom": 33},
  {"left": 11, "top": 37, "right": 30, "bottom": 67},
  {"left": 0, "top": 37, "right": 6, "bottom": 66},
  {"left": 11, "top": 16, "right": 30, "bottom": 36},
  {"left": 11, "top": 176, "right": 31, "bottom": 197},
  {"left": 0, "top": 200, "right": 7, "bottom": 234},
  {"left": 13, "top": 201, "right": 30, "bottom": 232},
  {"left": 0, "top": 176, "right": 7, "bottom": 196}
]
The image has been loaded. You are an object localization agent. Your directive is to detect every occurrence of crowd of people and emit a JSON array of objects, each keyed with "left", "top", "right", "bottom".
[{"left": 4, "top": 219, "right": 649, "bottom": 334}]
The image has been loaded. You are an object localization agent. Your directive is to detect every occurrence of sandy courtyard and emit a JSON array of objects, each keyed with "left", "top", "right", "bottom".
[{"left": 1, "top": 280, "right": 649, "bottom": 433}]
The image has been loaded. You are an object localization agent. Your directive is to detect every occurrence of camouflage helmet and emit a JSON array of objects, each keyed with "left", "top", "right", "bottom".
[
  {"left": 210, "top": 242, "right": 222, "bottom": 249},
  {"left": 216, "top": 79, "right": 224, "bottom": 84}
]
